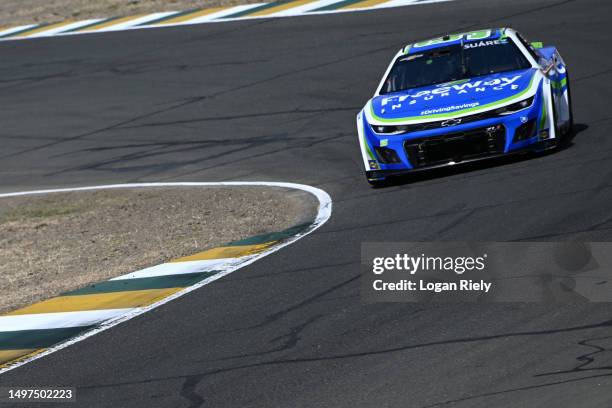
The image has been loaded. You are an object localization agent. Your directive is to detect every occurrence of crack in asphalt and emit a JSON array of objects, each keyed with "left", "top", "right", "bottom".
[{"left": 78, "top": 317, "right": 612, "bottom": 396}]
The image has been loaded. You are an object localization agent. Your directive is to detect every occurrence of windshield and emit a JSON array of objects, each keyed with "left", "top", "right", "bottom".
[{"left": 381, "top": 39, "right": 531, "bottom": 95}]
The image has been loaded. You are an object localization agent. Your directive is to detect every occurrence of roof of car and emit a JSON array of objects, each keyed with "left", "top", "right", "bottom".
[{"left": 403, "top": 28, "right": 510, "bottom": 54}]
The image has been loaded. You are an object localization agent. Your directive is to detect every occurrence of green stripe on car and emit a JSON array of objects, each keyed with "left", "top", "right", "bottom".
[
  {"left": 551, "top": 77, "right": 567, "bottom": 89},
  {"left": 358, "top": 115, "right": 376, "bottom": 161}
]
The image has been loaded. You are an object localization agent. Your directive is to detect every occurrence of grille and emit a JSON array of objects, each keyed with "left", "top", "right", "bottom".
[{"left": 404, "top": 125, "right": 506, "bottom": 168}]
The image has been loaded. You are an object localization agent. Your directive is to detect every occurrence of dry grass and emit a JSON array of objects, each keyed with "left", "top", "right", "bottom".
[
  {"left": 0, "top": 186, "right": 317, "bottom": 314},
  {"left": 0, "top": 0, "right": 264, "bottom": 26}
]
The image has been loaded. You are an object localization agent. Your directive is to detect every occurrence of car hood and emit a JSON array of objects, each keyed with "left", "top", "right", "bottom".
[{"left": 366, "top": 68, "right": 539, "bottom": 125}]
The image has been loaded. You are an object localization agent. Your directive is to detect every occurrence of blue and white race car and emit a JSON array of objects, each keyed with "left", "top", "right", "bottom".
[{"left": 357, "top": 28, "right": 572, "bottom": 185}]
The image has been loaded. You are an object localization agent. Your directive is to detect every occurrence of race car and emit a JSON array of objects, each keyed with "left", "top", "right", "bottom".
[{"left": 356, "top": 28, "right": 573, "bottom": 185}]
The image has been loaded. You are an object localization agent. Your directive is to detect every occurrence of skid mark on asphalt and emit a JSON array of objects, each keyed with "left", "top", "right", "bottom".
[
  {"left": 535, "top": 335, "right": 612, "bottom": 377},
  {"left": 0, "top": 40, "right": 387, "bottom": 164},
  {"left": 67, "top": 317, "right": 612, "bottom": 408}
]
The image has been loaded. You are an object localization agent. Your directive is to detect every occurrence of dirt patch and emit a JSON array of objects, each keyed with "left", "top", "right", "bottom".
[
  {"left": 0, "top": 186, "right": 318, "bottom": 314},
  {"left": 0, "top": 0, "right": 263, "bottom": 26}
]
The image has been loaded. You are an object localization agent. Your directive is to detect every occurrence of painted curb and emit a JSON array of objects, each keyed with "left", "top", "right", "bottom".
[
  {"left": 0, "top": 0, "right": 452, "bottom": 42},
  {"left": 0, "top": 182, "right": 332, "bottom": 375}
]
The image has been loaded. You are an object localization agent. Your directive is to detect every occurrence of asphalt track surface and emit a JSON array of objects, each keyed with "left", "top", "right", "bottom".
[{"left": 1, "top": 0, "right": 612, "bottom": 406}]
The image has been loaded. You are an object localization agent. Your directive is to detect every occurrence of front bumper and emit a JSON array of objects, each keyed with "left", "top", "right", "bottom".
[
  {"left": 365, "top": 139, "right": 555, "bottom": 181},
  {"left": 361, "top": 99, "right": 550, "bottom": 181}
]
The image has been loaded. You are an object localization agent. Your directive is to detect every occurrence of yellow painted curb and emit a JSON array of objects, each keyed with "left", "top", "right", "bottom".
[
  {"left": 6, "top": 288, "right": 183, "bottom": 315},
  {"left": 342, "top": 0, "right": 391, "bottom": 9},
  {"left": 0, "top": 349, "right": 45, "bottom": 368},
  {"left": 249, "top": 0, "right": 318, "bottom": 16},
  {"left": 74, "top": 14, "right": 146, "bottom": 32},
  {"left": 12, "top": 20, "right": 75, "bottom": 37},
  {"left": 171, "top": 242, "right": 277, "bottom": 262},
  {"left": 154, "top": 8, "right": 226, "bottom": 25}
]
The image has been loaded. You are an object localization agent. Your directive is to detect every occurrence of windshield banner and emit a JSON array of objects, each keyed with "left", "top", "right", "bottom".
[{"left": 369, "top": 69, "right": 537, "bottom": 123}]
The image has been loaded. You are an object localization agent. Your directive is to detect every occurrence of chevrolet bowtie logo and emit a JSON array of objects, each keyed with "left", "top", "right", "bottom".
[{"left": 441, "top": 118, "right": 462, "bottom": 127}]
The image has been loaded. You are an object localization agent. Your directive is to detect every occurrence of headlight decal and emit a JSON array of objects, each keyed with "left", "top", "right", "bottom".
[{"left": 495, "top": 95, "right": 535, "bottom": 115}]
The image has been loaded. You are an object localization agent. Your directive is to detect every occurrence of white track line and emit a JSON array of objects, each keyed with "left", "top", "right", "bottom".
[
  {"left": 0, "top": 182, "right": 332, "bottom": 375},
  {"left": 0, "top": 309, "right": 138, "bottom": 332},
  {"left": 306, "top": 0, "right": 450, "bottom": 15},
  {"left": 143, "top": 4, "right": 268, "bottom": 28},
  {"left": 26, "top": 19, "right": 104, "bottom": 38},
  {"left": 0, "top": 24, "right": 36, "bottom": 38},
  {"left": 271, "top": 0, "right": 345, "bottom": 16},
  {"left": 111, "top": 258, "right": 240, "bottom": 280},
  {"left": 377, "top": 0, "right": 448, "bottom": 9},
  {"left": 93, "top": 12, "right": 179, "bottom": 32}
]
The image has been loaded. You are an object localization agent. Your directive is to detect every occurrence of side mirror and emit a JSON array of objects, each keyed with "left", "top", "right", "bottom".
[{"left": 530, "top": 41, "right": 544, "bottom": 49}]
